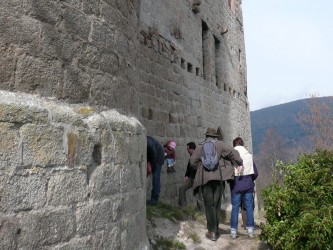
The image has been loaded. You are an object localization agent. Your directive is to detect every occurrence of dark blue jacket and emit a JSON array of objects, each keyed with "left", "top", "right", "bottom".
[
  {"left": 147, "top": 136, "right": 164, "bottom": 172},
  {"left": 229, "top": 162, "right": 258, "bottom": 194}
]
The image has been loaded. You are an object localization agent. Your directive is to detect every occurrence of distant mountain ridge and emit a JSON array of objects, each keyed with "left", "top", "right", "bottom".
[{"left": 250, "top": 96, "right": 333, "bottom": 154}]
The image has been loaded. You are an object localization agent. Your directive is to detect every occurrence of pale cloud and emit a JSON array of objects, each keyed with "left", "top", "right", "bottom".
[{"left": 243, "top": 0, "right": 333, "bottom": 111}]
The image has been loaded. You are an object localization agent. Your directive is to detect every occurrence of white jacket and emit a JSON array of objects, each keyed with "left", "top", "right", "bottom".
[{"left": 234, "top": 146, "right": 254, "bottom": 176}]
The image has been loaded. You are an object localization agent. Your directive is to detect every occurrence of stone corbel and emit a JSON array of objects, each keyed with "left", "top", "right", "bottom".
[{"left": 192, "top": 0, "right": 201, "bottom": 14}]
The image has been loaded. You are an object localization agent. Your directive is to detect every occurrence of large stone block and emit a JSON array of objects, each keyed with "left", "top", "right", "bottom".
[
  {"left": 112, "top": 131, "right": 130, "bottom": 165},
  {"left": 88, "top": 20, "right": 117, "bottom": 53},
  {"left": 20, "top": 124, "right": 66, "bottom": 167},
  {"left": 76, "top": 198, "right": 122, "bottom": 236},
  {"left": 0, "top": 0, "right": 60, "bottom": 24},
  {"left": 90, "top": 227, "right": 121, "bottom": 250},
  {"left": 119, "top": 163, "right": 142, "bottom": 193},
  {"left": 122, "top": 189, "right": 145, "bottom": 216},
  {"left": 128, "top": 134, "right": 146, "bottom": 164},
  {"left": 39, "top": 24, "right": 80, "bottom": 62},
  {"left": 0, "top": 47, "right": 15, "bottom": 89},
  {"left": 0, "top": 14, "right": 41, "bottom": 47},
  {"left": 0, "top": 175, "right": 47, "bottom": 212},
  {"left": 54, "top": 235, "right": 92, "bottom": 250},
  {"left": 121, "top": 212, "right": 148, "bottom": 250},
  {"left": 82, "top": 0, "right": 100, "bottom": 15},
  {"left": 0, "top": 123, "right": 21, "bottom": 172},
  {"left": 61, "top": 64, "right": 93, "bottom": 101},
  {"left": 18, "top": 208, "right": 75, "bottom": 248},
  {"left": 0, "top": 216, "right": 19, "bottom": 250},
  {"left": 88, "top": 164, "right": 120, "bottom": 199},
  {"left": 100, "top": 2, "right": 133, "bottom": 41},
  {"left": 0, "top": 103, "right": 48, "bottom": 125},
  {"left": 62, "top": 7, "right": 91, "bottom": 40},
  {"left": 14, "top": 55, "right": 63, "bottom": 96},
  {"left": 47, "top": 171, "right": 87, "bottom": 206},
  {"left": 25, "top": 0, "right": 61, "bottom": 24},
  {"left": 79, "top": 45, "right": 120, "bottom": 74}
]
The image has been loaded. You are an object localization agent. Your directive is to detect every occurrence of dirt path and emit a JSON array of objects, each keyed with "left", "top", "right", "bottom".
[{"left": 147, "top": 216, "right": 271, "bottom": 250}]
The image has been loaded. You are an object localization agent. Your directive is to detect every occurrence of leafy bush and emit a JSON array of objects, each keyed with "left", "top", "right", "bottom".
[{"left": 260, "top": 150, "right": 333, "bottom": 249}]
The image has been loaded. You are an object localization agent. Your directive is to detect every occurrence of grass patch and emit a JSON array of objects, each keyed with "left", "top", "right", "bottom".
[
  {"left": 155, "top": 237, "right": 186, "bottom": 250},
  {"left": 147, "top": 203, "right": 205, "bottom": 224}
]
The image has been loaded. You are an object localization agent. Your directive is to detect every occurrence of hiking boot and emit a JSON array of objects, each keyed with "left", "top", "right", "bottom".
[
  {"left": 147, "top": 200, "right": 158, "bottom": 205},
  {"left": 230, "top": 230, "right": 237, "bottom": 239},
  {"left": 247, "top": 229, "right": 254, "bottom": 238},
  {"left": 205, "top": 232, "right": 217, "bottom": 241}
]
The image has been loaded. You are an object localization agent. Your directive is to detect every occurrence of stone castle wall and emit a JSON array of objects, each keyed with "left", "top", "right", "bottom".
[
  {"left": 0, "top": 91, "right": 148, "bottom": 249},
  {"left": 138, "top": 0, "right": 251, "bottom": 205},
  {"left": 0, "top": 0, "right": 252, "bottom": 247}
]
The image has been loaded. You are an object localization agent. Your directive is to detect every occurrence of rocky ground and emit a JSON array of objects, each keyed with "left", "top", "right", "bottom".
[{"left": 147, "top": 206, "right": 271, "bottom": 250}]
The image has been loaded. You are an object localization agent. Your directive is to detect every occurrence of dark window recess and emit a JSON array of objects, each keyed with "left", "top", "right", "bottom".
[
  {"left": 148, "top": 108, "right": 153, "bottom": 120},
  {"left": 202, "top": 20, "right": 209, "bottom": 80},
  {"left": 214, "top": 36, "right": 221, "bottom": 87},
  {"left": 92, "top": 144, "right": 102, "bottom": 165},
  {"left": 202, "top": 20, "right": 209, "bottom": 31},
  {"left": 187, "top": 63, "right": 193, "bottom": 73},
  {"left": 196, "top": 67, "right": 200, "bottom": 76},
  {"left": 181, "top": 58, "right": 186, "bottom": 69}
]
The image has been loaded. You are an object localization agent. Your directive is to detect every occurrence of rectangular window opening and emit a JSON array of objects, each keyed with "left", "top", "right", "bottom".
[
  {"left": 187, "top": 63, "right": 193, "bottom": 73},
  {"left": 196, "top": 67, "right": 200, "bottom": 76},
  {"left": 181, "top": 58, "right": 186, "bottom": 69},
  {"left": 214, "top": 36, "right": 221, "bottom": 87},
  {"left": 202, "top": 20, "right": 209, "bottom": 79}
]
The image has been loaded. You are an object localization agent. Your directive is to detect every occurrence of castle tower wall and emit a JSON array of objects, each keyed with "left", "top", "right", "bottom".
[
  {"left": 0, "top": 0, "right": 252, "bottom": 242},
  {"left": 0, "top": 91, "right": 148, "bottom": 249},
  {"left": 137, "top": 0, "right": 251, "bottom": 205}
]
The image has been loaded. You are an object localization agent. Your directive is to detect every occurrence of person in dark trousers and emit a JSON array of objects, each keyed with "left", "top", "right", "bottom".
[
  {"left": 147, "top": 136, "right": 165, "bottom": 205},
  {"left": 178, "top": 142, "right": 196, "bottom": 207},
  {"left": 229, "top": 137, "right": 258, "bottom": 239},
  {"left": 190, "top": 128, "right": 243, "bottom": 241}
]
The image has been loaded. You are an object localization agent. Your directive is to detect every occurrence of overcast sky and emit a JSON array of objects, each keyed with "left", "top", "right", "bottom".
[{"left": 242, "top": 1, "right": 333, "bottom": 111}]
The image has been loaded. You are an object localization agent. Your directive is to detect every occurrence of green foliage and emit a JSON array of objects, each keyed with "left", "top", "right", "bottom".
[
  {"left": 155, "top": 238, "right": 186, "bottom": 249},
  {"left": 260, "top": 150, "right": 333, "bottom": 249},
  {"left": 146, "top": 202, "right": 185, "bottom": 223},
  {"left": 147, "top": 203, "right": 205, "bottom": 223}
]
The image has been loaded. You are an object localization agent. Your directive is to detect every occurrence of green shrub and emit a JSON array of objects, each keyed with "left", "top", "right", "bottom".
[{"left": 260, "top": 150, "right": 333, "bottom": 250}]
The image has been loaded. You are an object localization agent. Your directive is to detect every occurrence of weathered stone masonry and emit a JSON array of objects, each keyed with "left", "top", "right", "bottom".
[
  {"left": 0, "top": 91, "right": 148, "bottom": 249},
  {"left": 0, "top": 0, "right": 251, "bottom": 248},
  {"left": 138, "top": 0, "right": 251, "bottom": 206}
]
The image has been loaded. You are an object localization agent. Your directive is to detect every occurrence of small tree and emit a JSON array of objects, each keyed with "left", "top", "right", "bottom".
[
  {"left": 255, "top": 128, "right": 292, "bottom": 210},
  {"left": 260, "top": 150, "right": 333, "bottom": 249},
  {"left": 298, "top": 95, "right": 333, "bottom": 151}
]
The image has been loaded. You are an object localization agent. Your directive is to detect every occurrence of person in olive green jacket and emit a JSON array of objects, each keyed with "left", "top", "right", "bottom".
[{"left": 190, "top": 127, "right": 243, "bottom": 241}]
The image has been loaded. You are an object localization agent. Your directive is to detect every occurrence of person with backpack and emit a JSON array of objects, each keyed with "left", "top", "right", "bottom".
[
  {"left": 147, "top": 136, "right": 165, "bottom": 205},
  {"left": 229, "top": 137, "right": 258, "bottom": 239},
  {"left": 190, "top": 128, "right": 243, "bottom": 241}
]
